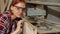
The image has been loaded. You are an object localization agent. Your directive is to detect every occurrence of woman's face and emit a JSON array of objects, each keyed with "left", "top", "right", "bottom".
[{"left": 11, "top": 2, "right": 25, "bottom": 18}]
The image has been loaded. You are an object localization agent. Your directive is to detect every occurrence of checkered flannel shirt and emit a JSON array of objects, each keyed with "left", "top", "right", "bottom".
[{"left": 0, "top": 11, "right": 17, "bottom": 34}]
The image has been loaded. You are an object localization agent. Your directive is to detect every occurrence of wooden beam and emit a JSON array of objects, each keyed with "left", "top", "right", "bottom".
[{"left": 26, "top": 1, "right": 60, "bottom": 7}]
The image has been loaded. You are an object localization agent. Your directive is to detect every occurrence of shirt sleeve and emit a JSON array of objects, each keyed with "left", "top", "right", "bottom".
[{"left": 0, "top": 13, "right": 10, "bottom": 34}]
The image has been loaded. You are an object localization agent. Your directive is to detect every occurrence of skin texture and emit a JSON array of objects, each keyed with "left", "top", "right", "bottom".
[
  {"left": 10, "top": 2, "right": 25, "bottom": 34},
  {"left": 11, "top": 2, "right": 25, "bottom": 18}
]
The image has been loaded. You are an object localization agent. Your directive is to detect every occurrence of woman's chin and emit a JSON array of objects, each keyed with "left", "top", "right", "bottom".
[
  {"left": 16, "top": 15, "right": 23, "bottom": 18},
  {"left": 17, "top": 16, "right": 21, "bottom": 18}
]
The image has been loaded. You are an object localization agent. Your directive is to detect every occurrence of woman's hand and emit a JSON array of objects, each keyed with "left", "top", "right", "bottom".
[
  {"left": 11, "top": 20, "right": 25, "bottom": 34},
  {"left": 17, "top": 20, "right": 25, "bottom": 27},
  {"left": 16, "top": 20, "right": 25, "bottom": 33}
]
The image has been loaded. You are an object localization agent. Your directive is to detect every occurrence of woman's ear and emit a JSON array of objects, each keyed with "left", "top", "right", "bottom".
[{"left": 10, "top": 6, "right": 15, "bottom": 10}]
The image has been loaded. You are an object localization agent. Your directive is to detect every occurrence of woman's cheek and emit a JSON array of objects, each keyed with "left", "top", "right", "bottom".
[
  {"left": 16, "top": 12, "right": 22, "bottom": 17},
  {"left": 14, "top": 11, "right": 19, "bottom": 16}
]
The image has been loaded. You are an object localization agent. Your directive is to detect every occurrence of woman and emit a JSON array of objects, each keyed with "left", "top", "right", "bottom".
[{"left": 0, "top": 0, "right": 26, "bottom": 34}]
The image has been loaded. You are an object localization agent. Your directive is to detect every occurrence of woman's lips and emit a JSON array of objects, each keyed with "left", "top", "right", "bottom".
[{"left": 19, "top": 13, "right": 23, "bottom": 16}]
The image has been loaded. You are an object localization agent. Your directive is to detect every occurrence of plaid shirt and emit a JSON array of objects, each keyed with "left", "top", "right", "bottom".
[{"left": 0, "top": 11, "right": 17, "bottom": 34}]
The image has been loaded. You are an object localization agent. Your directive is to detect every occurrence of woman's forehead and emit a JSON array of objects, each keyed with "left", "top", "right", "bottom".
[{"left": 15, "top": 2, "right": 25, "bottom": 8}]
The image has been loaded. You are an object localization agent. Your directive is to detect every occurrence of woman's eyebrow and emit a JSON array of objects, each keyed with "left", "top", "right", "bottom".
[{"left": 14, "top": 6, "right": 25, "bottom": 8}]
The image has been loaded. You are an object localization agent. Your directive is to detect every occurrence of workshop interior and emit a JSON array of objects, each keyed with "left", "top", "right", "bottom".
[{"left": 0, "top": 0, "right": 60, "bottom": 34}]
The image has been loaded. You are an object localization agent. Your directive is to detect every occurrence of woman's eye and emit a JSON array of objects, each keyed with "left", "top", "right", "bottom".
[{"left": 17, "top": 7, "right": 20, "bottom": 9}]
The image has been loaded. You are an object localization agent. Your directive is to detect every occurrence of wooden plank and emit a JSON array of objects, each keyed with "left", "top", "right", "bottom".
[
  {"left": 45, "top": 19, "right": 60, "bottom": 25},
  {"left": 0, "top": 0, "right": 9, "bottom": 13},
  {"left": 0, "top": 3, "right": 1, "bottom": 13},
  {"left": 7, "top": 0, "right": 12, "bottom": 10},
  {"left": 26, "top": 1, "right": 60, "bottom": 7},
  {"left": 38, "top": 27, "right": 60, "bottom": 34},
  {"left": 37, "top": 19, "right": 60, "bottom": 34},
  {"left": 0, "top": 0, "right": 11, "bottom": 13},
  {"left": 48, "top": 8, "right": 60, "bottom": 18},
  {"left": 0, "top": 0, "right": 6, "bottom": 13}
]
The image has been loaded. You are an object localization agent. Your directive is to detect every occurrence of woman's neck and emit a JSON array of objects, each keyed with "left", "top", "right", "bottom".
[{"left": 11, "top": 15, "right": 17, "bottom": 20}]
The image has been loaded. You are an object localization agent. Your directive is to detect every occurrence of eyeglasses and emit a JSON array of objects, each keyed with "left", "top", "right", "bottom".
[{"left": 14, "top": 6, "right": 26, "bottom": 11}]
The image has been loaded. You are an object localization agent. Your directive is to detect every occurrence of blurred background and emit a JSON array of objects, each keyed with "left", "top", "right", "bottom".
[{"left": 0, "top": 0, "right": 60, "bottom": 34}]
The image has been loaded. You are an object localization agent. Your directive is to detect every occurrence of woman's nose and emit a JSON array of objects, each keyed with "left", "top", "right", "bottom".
[
  {"left": 19, "top": 9, "right": 23, "bottom": 12},
  {"left": 19, "top": 9, "right": 23, "bottom": 13}
]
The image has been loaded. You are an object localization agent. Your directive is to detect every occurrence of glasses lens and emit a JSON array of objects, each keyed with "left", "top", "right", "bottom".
[{"left": 14, "top": 6, "right": 26, "bottom": 11}]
